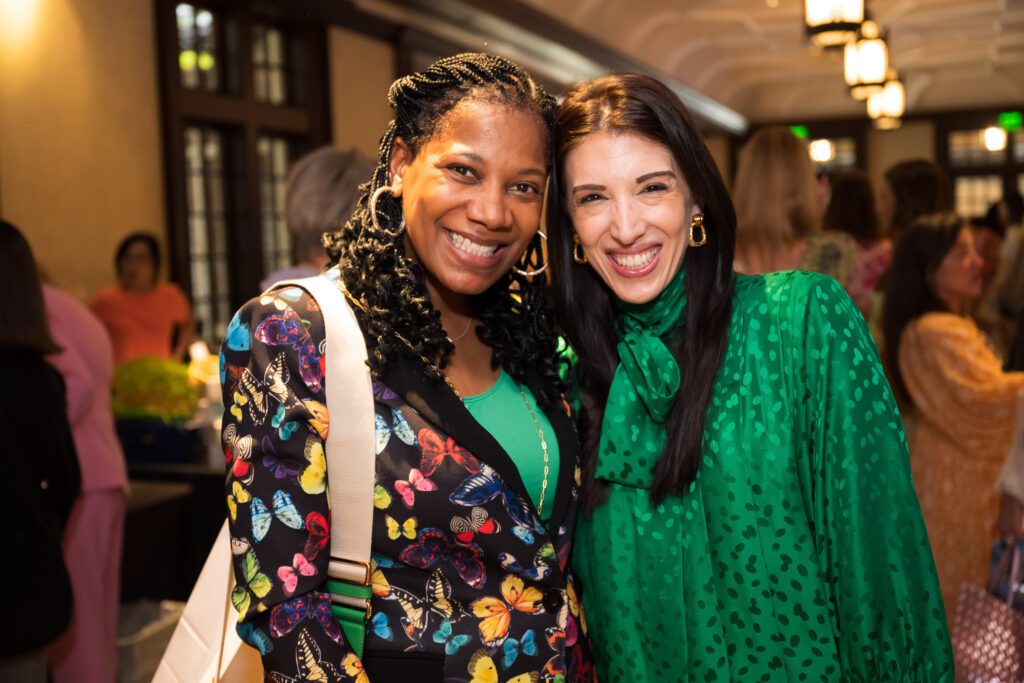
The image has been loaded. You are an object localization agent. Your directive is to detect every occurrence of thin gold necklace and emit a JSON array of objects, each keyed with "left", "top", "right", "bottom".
[
  {"left": 447, "top": 315, "right": 475, "bottom": 344},
  {"left": 338, "top": 280, "right": 551, "bottom": 516},
  {"left": 518, "top": 386, "right": 550, "bottom": 518}
]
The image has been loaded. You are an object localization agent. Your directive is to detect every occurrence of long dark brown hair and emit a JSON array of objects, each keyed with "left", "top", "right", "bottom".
[
  {"left": 824, "top": 171, "right": 881, "bottom": 246},
  {"left": 884, "top": 160, "right": 953, "bottom": 241},
  {"left": 547, "top": 73, "right": 736, "bottom": 508},
  {"left": 881, "top": 211, "right": 963, "bottom": 403},
  {"left": 0, "top": 220, "right": 59, "bottom": 354}
]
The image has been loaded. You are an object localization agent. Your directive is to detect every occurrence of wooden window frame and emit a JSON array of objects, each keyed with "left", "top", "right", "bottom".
[
  {"left": 935, "top": 109, "right": 1023, "bottom": 203},
  {"left": 155, "top": 0, "right": 330, "bottom": 334}
]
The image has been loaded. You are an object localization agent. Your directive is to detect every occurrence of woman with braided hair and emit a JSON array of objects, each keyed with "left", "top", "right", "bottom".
[{"left": 222, "top": 53, "right": 597, "bottom": 681}]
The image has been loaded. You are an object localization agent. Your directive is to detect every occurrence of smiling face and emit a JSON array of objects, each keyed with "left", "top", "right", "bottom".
[
  {"left": 388, "top": 99, "right": 547, "bottom": 306},
  {"left": 564, "top": 131, "right": 697, "bottom": 304}
]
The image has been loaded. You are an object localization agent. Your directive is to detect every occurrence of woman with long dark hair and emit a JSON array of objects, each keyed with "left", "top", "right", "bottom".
[
  {"left": 222, "top": 54, "right": 595, "bottom": 681},
  {"left": 0, "top": 220, "right": 80, "bottom": 682},
  {"left": 547, "top": 74, "right": 951, "bottom": 680},
  {"left": 883, "top": 211, "right": 1024, "bottom": 625}
]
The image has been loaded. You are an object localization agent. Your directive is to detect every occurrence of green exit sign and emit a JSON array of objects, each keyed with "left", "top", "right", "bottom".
[{"left": 1000, "top": 111, "right": 1022, "bottom": 132}]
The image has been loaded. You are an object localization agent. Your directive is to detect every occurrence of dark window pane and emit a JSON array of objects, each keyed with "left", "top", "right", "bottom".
[
  {"left": 257, "top": 134, "right": 293, "bottom": 276},
  {"left": 252, "top": 24, "right": 289, "bottom": 104},
  {"left": 183, "top": 125, "right": 231, "bottom": 343}
]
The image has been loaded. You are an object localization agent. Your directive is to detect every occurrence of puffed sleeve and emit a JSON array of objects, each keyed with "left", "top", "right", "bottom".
[
  {"left": 221, "top": 287, "right": 361, "bottom": 681},
  {"left": 797, "top": 275, "right": 953, "bottom": 681},
  {"left": 899, "top": 312, "right": 1024, "bottom": 460}
]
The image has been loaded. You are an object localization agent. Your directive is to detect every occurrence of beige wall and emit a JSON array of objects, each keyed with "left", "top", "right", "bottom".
[
  {"left": 328, "top": 26, "right": 395, "bottom": 160},
  {"left": 866, "top": 120, "right": 936, "bottom": 193},
  {"left": 0, "top": 0, "right": 166, "bottom": 301},
  {"left": 704, "top": 133, "right": 733, "bottom": 185}
]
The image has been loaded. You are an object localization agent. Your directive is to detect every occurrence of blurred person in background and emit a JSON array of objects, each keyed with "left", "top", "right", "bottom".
[
  {"left": 733, "top": 126, "right": 858, "bottom": 289},
  {"left": 969, "top": 209, "right": 1008, "bottom": 354},
  {"left": 877, "top": 159, "right": 954, "bottom": 243},
  {"left": 823, "top": 170, "right": 892, "bottom": 323},
  {"left": 0, "top": 220, "right": 81, "bottom": 682},
  {"left": 995, "top": 192, "right": 1024, "bottom": 370},
  {"left": 90, "top": 232, "right": 194, "bottom": 365},
  {"left": 997, "top": 191, "right": 1024, "bottom": 277},
  {"left": 883, "top": 210, "right": 1024, "bottom": 623},
  {"left": 259, "top": 146, "right": 375, "bottom": 291},
  {"left": 43, "top": 279, "right": 129, "bottom": 682}
]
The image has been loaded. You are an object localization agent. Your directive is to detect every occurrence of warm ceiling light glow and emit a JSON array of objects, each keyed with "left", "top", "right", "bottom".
[
  {"left": 0, "top": 0, "right": 41, "bottom": 48},
  {"left": 804, "top": 0, "right": 864, "bottom": 48},
  {"left": 809, "top": 139, "right": 837, "bottom": 163},
  {"left": 983, "top": 126, "right": 1008, "bottom": 152},
  {"left": 846, "top": 20, "right": 888, "bottom": 100},
  {"left": 867, "top": 71, "right": 905, "bottom": 129}
]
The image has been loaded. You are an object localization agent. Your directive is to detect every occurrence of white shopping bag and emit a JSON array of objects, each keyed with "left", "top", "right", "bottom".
[{"left": 151, "top": 521, "right": 262, "bottom": 682}]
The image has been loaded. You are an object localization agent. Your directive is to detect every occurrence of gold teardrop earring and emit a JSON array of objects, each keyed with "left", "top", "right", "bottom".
[
  {"left": 689, "top": 213, "right": 707, "bottom": 247},
  {"left": 572, "top": 233, "right": 589, "bottom": 264}
]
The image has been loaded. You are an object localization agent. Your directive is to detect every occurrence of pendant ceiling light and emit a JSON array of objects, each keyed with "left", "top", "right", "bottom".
[
  {"left": 844, "top": 20, "right": 889, "bottom": 100},
  {"left": 804, "top": 0, "right": 865, "bottom": 48},
  {"left": 867, "top": 70, "right": 904, "bottom": 130}
]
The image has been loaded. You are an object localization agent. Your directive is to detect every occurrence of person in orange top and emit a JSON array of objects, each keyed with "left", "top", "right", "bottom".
[
  {"left": 883, "top": 211, "right": 1024, "bottom": 624},
  {"left": 90, "top": 233, "right": 194, "bottom": 365}
]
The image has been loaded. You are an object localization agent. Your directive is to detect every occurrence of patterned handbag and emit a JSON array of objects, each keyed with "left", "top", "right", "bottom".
[{"left": 952, "top": 545, "right": 1024, "bottom": 681}]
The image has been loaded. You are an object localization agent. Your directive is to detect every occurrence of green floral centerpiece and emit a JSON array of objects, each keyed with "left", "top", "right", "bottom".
[{"left": 112, "top": 357, "right": 201, "bottom": 423}]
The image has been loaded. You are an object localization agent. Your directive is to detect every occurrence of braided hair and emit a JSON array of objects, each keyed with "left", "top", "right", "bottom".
[{"left": 323, "top": 53, "right": 562, "bottom": 407}]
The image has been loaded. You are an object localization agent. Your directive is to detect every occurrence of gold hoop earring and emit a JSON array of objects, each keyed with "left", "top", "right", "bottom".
[
  {"left": 572, "top": 233, "right": 589, "bottom": 264},
  {"left": 369, "top": 185, "right": 406, "bottom": 235},
  {"left": 513, "top": 231, "right": 549, "bottom": 278},
  {"left": 689, "top": 213, "right": 707, "bottom": 247}
]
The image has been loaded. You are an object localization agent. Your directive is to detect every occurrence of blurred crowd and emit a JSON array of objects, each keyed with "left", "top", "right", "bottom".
[{"left": 732, "top": 127, "right": 1024, "bottom": 625}]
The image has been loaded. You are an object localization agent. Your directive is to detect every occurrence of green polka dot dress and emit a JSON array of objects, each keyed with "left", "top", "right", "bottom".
[{"left": 573, "top": 271, "right": 953, "bottom": 682}]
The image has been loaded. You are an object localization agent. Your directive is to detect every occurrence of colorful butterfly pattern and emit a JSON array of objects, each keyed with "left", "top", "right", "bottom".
[{"left": 222, "top": 284, "right": 596, "bottom": 682}]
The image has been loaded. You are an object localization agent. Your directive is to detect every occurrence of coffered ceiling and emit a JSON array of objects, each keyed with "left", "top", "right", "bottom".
[{"left": 516, "top": 0, "right": 1024, "bottom": 123}]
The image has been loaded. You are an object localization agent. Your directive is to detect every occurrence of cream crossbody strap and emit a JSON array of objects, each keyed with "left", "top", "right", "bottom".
[{"left": 273, "top": 270, "right": 375, "bottom": 584}]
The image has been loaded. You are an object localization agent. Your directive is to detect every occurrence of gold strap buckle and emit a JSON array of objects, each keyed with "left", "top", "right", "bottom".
[{"left": 328, "top": 557, "right": 372, "bottom": 586}]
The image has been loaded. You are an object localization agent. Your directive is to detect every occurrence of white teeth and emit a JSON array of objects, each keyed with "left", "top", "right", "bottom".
[
  {"left": 448, "top": 231, "right": 500, "bottom": 258},
  {"left": 612, "top": 248, "right": 658, "bottom": 270}
]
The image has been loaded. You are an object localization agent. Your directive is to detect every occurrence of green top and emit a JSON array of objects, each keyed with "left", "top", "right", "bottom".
[
  {"left": 573, "top": 271, "right": 953, "bottom": 682},
  {"left": 465, "top": 371, "right": 560, "bottom": 522}
]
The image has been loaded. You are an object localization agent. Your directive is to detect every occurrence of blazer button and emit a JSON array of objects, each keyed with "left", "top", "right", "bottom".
[{"left": 542, "top": 589, "right": 563, "bottom": 612}]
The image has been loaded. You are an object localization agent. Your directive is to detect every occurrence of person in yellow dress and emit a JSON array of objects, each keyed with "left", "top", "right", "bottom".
[{"left": 883, "top": 210, "right": 1024, "bottom": 623}]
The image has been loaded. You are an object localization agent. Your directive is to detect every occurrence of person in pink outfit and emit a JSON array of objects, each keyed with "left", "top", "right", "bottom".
[{"left": 44, "top": 283, "right": 129, "bottom": 683}]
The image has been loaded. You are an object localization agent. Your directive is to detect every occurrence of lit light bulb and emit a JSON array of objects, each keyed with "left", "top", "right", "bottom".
[
  {"left": 809, "top": 139, "right": 836, "bottom": 163},
  {"left": 982, "top": 126, "right": 1007, "bottom": 152}
]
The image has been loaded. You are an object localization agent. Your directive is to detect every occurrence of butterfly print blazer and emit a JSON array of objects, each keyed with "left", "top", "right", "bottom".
[{"left": 221, "top": 283, "right": 597, "bottom": 683}]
